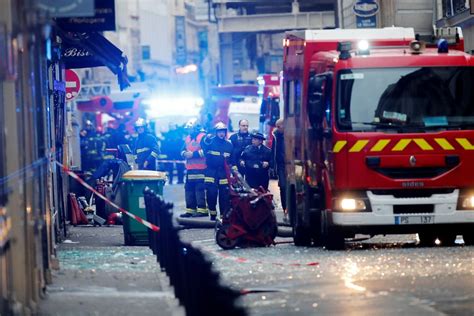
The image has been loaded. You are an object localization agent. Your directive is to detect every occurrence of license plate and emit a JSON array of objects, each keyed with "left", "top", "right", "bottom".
[{"left": 395, "top": 215, "right": 434, "bottom": 225}]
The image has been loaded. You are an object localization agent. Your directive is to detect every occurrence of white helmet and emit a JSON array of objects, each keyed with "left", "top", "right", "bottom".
[
  {"left": 214, "top": 122, "right": 227, "bottom": 131},
  {"left": 185, "top": 118, "right": 198, "bottom": 129},
  {"left": 134, "top": 118, "right": 147, "bottom": 128}
]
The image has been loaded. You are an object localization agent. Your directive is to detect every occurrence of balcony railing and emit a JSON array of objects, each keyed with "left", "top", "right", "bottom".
[{"left": 216, "top": 11, "right": 335, "bottom": 33}]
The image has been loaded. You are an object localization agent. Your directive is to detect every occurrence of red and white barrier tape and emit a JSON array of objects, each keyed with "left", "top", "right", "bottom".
[
  {"left": 157, "top": 159, "right": 186, "bottom": 164},
  {"left": 56, "top": 161, "right": 160, "bottom": 232}
]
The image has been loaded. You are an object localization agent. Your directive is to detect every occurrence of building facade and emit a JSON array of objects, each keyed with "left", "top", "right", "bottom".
[
  {"left": 0, "top": 0, "right": 62, "bottom": 313},
  {"left": 436, "top": 0, "right": 474, "bottom": 52},
  {"left": 212, "top": 0, "right": 337, "bottom": 84}
]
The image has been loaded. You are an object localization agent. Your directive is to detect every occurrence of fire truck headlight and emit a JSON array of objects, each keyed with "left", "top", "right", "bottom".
[
  {"left": 357, "top": 40, "right": 369, "bottom": 51},
  {"left": 338, "top": 198, "right": 366, "bottom": 211},
  {"left": 461, "top": 196, "right": 474, "bottom": 209}
]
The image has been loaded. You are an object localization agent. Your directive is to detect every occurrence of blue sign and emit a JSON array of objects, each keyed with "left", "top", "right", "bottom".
[
  {"left": 353, "top": 0, "right": 379, "bottom": 17},
  {"left": 357, "top": 16, "right": 376, "bottom": 28},
  {"left": 37, "top": 0, "right": 95, "bottom": 18},
  {"left": 56, "top": 0, "right": 116, "bottom": 32},
  {"left": 175, "top": 16, "right": 187, "bottom": 66},
  {"left": 354, "top": 0, "right": 378, "bottom": 28}
]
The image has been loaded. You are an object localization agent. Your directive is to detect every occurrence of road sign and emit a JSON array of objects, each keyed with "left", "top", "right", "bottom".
[{"left": 65, "top": 69, "right": 81, "bottom": 101}]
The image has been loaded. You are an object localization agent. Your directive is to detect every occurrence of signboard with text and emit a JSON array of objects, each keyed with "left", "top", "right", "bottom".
[
  {"left": 37, "top": 0, "right": 95, "bottom": 18},
  {"left": 354, "top": 0, "right": 379, "bottom": 28},
  {"left": 56, "top": 0, "right": 116, "bottom": 32},
  {"left": 175, "top": 16, "right": 187, "bottom": 66}
]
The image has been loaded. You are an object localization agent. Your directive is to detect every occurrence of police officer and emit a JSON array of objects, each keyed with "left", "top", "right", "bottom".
[
  {"left": 133, "top": 118, "right": 160, "bottom": 170},
  {"left": 179, "top": 119, "right": 208, "bottom": 218},
  {"left": 240, "top": 131, "right": 272, "bottom": 190},
  {"left": 203, "top": 122, "right": 233, "bottom": 221},
  {"left": 229, "top": 119, "right": 252, "bottom": 176}
]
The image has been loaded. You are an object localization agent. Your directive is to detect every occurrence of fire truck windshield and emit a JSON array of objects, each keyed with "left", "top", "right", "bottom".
[{"left": 337, "top": 67, "right": 474, "bottom": 132}]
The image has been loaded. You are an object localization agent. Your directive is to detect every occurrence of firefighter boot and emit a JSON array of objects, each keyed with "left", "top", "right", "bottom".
[
  {"left": 209, "top": 209, "right": 217, "bottom": 221},
  {"left": 180, "top": 209, "right": 196, "bottom": 218}
]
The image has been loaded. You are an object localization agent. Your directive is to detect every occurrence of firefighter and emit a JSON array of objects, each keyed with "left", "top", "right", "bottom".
[
  {"left": 240, "top": 131, "right": 272, "bottom": 190},
  {"left": 203, "top": 122, "right": 233, "bottom": 221},
  {"left": 271, "top": 118, "right": 287, "bottom": 220},
  {"left": 80, "top": 120, "right": 104, "bottom": 173},
  {"left": 179, "top": 119, "right": 208, "bottom": 218},
  {"left": 229, "top": 119, "right": 252, "bottom": 176},
  {"left": 133, "top": 118, "right": 160, "bottom": 170}
]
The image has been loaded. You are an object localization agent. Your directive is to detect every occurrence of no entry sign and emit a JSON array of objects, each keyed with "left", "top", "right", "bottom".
[{"left": 65, "top": 69, "right": 81, "bottom": 101}]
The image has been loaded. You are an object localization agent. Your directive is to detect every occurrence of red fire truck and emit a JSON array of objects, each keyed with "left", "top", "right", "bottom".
[
  {"left": 258, "top": 74, "right": 281, "bottom": 147},
  {"left": 209, "top": 84, "right": 259, "bottom": 132},
  {"left": 283, "top": 27, "right": 474, "bottom": 249}
]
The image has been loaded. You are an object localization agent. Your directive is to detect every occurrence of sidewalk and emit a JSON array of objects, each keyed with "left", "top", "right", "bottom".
[{"left": 39, "top": 226, "right": 184, "bottom": 316}]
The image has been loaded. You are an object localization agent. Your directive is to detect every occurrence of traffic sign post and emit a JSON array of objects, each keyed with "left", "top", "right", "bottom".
[{"left": 65, "top": 69, "right": 81, "bottom": 101}]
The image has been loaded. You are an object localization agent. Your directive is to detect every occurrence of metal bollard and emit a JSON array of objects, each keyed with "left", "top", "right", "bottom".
[{"left": 147, "top": 191, "right": 247, "bottom": 316}]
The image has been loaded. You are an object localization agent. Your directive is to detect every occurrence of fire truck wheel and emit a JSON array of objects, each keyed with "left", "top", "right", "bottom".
[
  {"left": 288, "top": 184, "right": 312, "bottom": 246},
  {"left": 438, "top": 233, "right": 457, "bottom": 246},
  {"left": 463, "top": 233, "right": 474, "bottom": 245},
  {"left": 418, "top": 232, "right": 436, "bottom": 247},
  {"left": 320, "top": 210, "right": 345, "bottom": 250},
  {"left": 293, "top": 224, "right": 312, "bottom": 247},
  {"left": 216, "top": 226, "right": 238, "bottom": 250}
]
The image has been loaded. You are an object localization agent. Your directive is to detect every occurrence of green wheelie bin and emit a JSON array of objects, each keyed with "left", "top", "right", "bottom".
[{"left": 120, "top": 170, "right": 166, "bottom": 245}]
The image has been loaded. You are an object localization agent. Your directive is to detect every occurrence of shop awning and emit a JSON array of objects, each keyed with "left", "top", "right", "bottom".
[{"left": 59, "top": 30, "right": 130, "bottom": 90}]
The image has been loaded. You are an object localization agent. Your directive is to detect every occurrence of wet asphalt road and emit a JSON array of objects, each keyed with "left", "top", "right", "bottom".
[{"left": 164, "top": 181, "right": 474, "bottom": 316}]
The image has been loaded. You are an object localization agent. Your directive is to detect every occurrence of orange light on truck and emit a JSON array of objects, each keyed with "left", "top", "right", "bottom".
[
  {"left": 338, "top": 198, "right": 366, "bottom": 211},
  {"left": 461, "top": 196, "right": 474, "bottom": 209}
]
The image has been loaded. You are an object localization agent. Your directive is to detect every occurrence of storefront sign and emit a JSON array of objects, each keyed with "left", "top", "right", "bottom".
[
  {"left": 354, "top": 0, "right": 378, "bottom": 28},
  {"left": 37, "top": 0, "right": 95, "bottom": 18},
  {"left": 56, "top": 0, "right": 116, "bottom": 32},
  {"left": 62, "top": 43, "right": 102, "bottom": 69},
  {"left": 175, "top": 16, "right": 187, "bottom": 66}
]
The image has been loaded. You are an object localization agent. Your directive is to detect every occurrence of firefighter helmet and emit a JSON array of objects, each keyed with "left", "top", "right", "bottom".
[
  {"left": 185, "top": 118, "right": 198, "bottom": 129},
  {"left": 134, "top": 118, "right": 147, "bottom": 128},
  {"left": 84, "top": 120, "right": 95, "bottom": 131},
  {"left": 214, "top": 122, "right": 227, "bottom": 131}
]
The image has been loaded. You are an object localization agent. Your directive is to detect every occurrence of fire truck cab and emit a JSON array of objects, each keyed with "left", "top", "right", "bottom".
[
  {"left": 210, "top": 84, "right": 259, "bottom": 132},
  {"left": 283, "top": 27, "right": 474, "bottom": 249},
  {"left": 258, "top": 74, "right": 281, "bottom": 147}
]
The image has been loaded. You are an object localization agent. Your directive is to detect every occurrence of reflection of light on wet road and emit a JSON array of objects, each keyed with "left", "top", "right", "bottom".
[{"left": 342, "top": 260, "right": 366, "bottom": 292}]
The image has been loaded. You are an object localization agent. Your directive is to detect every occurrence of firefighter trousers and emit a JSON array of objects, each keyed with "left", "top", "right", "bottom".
[
  {"left": 184, "top": 179, "right": 207, "bottom": 214},
  {"left": 205, "top": 182, "right": 229, "bottom": 217}
]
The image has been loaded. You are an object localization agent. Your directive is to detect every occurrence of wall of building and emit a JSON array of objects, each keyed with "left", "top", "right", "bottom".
[
  {"left": 0, "top": 0, "right": 57, "bottom": 313},
  {"left": 139, "top": 0, "right": 173, "bottom": 86},
  {"left": 340, "top": 0, "right": 434, "bottom": 35}
]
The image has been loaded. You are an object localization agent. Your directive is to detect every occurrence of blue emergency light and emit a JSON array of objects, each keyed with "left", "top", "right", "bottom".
[{"left": 437, "top": 39, "right": 449, "bottom": 53}]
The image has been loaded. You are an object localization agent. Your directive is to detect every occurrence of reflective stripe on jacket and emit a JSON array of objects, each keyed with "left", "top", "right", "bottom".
[{"left": 184, "top": 132, "right": 206, "bottom": 170}]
